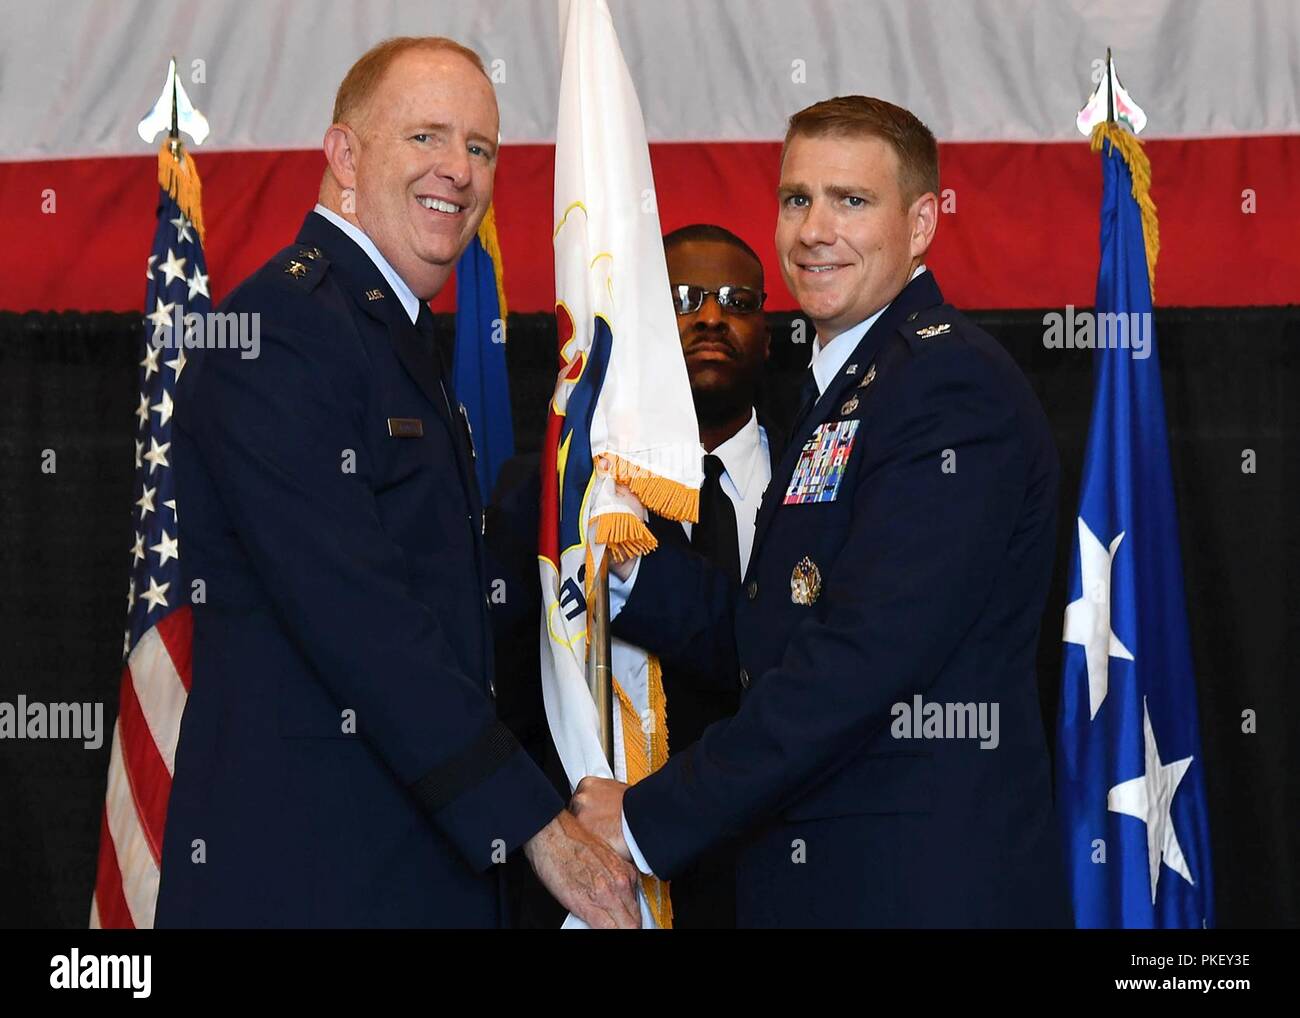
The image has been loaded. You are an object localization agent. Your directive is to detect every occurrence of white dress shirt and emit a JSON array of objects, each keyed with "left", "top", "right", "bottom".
[{"left": 312, "top": 204, "right": 420, "bottom": 325}]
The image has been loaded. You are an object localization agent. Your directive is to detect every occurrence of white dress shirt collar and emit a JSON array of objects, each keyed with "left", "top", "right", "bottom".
[
  {"left": 709, "top": 409, "right": 765, "bottom": 501},
  {"left": 313, "top": 204, "right": 421, "bottom": 324},
  {"left": 808, "top": 264, "right": 928, "bottom": 395}
]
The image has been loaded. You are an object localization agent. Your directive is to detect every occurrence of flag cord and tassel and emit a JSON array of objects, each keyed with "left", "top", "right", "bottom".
[
  {"left": 594, "top": 511, "right": 659, "bottom": 561},
  {"left": 1089, "top": 121, "right": 1159, "bottom": 298},
  {"left": 476, "top": 204, "right": 509, "bottom": 327},
  {"left": 157, "top": 138, "right": 206, "bottom": 244},
  {"left": 594, "top": 453, "right": 701, "bottom": 562},
  {"left": 613, "top": 659, "right": 673, "bottom": 929}
]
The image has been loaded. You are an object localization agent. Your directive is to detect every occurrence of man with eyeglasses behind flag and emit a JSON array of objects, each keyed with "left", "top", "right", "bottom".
[
  {"left": 654, "top": 224, "right": 782, "bottom": 927},
  {"left": 486, "top": 223, "right": 779, "bottom": 927}
]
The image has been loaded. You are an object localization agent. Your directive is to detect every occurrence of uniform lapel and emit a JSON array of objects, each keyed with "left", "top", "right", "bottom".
[
  {"left": 295, "top": 213, "right": 482, "bottom": 514},
  {"left": 747, "top": 272, "right": 946, "bottom": 568},
  {"left": 756, "top": 411, "right": 787, "bottom": 472}
]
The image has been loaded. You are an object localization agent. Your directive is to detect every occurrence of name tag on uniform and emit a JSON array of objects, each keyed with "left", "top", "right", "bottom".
[
  {"left": 784, "top": 420, "right": 859, "bottom": 505},
  {"left": 387, "top": 417, "right": 424, "bottom": 438}
]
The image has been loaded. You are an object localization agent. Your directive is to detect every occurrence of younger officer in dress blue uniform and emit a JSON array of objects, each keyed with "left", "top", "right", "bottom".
[{"left": 572, "top": 96, "right": 1070, "bottom": 928}]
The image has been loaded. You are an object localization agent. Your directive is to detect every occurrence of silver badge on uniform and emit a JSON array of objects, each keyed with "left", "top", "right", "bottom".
[{"left": 791, "top": 556, "right": 822, "bottom": 606}]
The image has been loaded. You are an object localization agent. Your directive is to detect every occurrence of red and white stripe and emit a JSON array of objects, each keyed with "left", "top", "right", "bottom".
[
  {"left": 3, "top": 0, "right": 1298, "bottom": 313},
  {"left": 90, "top": 607, "right": 193, "bottom": 930}
]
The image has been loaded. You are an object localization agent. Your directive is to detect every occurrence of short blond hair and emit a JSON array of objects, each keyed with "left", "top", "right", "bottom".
[
  {"left": 331, "top": 36, "right": 489, "bottom": 127},
  {"left": 784, "top": 95, "right": 939, "bottom": 207}
]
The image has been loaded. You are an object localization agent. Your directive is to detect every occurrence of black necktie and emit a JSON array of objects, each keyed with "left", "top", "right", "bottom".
[{"left": 692, "top": 454, "right": 741, "bottom": 585}]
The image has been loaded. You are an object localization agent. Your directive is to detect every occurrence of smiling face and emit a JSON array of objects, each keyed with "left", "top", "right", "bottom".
[
  {"left": 668, "top": 239, "right": 770, "bottom": 413},
  {"left": 776, "top": 132, "right": 935, "bottom": 343},
  {"left": 331, "top": 48, "right": 498, "bottom": 299}
]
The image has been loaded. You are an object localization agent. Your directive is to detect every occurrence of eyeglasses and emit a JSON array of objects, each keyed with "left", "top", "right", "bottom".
[{"left": 671, "top": 284, "right": 766, "bottom": 315}]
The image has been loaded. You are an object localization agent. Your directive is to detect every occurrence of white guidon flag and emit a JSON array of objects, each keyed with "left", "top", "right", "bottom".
[{"left": 539, "top": 0, "right": 703, "bottom": 930}]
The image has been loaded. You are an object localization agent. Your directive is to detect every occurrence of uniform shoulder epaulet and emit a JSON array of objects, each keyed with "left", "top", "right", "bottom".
[
  {"left": 898, "top": 305, "right": 964, "bottom": 353},
  {"left": 276, "top": 244, "right": 330, "bottom": 293}
]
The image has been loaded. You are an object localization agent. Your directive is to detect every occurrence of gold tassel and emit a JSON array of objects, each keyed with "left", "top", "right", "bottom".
[
  {"left": 646, "top": 655, "right": 670, "bottom": 779},
  {"left": 1090, "top": 121, "right": 1160, "bottom": 300},
  {"left": 601, "top": 453, "right": 700, "bottom": 524},
  {"left": 157, "top": 139, "right": 206, "bottom": 245},
  {"left": 613, "top": 669, "right": 673, "bottom": 929},
  {"left": 594, "top": 512, "right": 659, "bottom": 563},
  {"left": 476, "top": 203, "right": 508, "bottom": 336}
]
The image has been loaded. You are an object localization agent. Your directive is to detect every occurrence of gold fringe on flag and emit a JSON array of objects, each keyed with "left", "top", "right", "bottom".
[
  {"left": 601, "top": 453, "right": 700, "bottom": 523},
  {"left": 614, "top": 657, "right": 673, "bottom": 929},
  {"left": 157, "top": 139, "right": 206, "bottom": 245},
  {"left": 593, "top": 512, "right": 658, "bottom": 563},
  {"left": 476, "top": 203, "right": 509, "bottom": 336},
  {"left": 1089, "top": 121, "right": 1160, "bottom": 300}
]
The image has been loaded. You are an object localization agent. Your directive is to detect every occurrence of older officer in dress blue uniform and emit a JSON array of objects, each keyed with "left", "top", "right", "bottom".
[
  {"left": 572, "top": 96, "right": 1070, "bottom": 928},
  {"left": 156, "top": 37, "right": 638, "bottom": 929}
]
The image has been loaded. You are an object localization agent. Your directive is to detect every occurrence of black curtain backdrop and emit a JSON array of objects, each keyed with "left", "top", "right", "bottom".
[{"left": 1, "top": 306, "right": 1296, "bottom": 929}]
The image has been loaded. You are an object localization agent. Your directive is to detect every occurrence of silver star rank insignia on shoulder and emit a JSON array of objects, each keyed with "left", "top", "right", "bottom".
[
  {"left": 916, "top": 322, "right": 952, "bottom": 339},
  {"left": 791, "top": 556, "right": 822, "bottom": 606}
]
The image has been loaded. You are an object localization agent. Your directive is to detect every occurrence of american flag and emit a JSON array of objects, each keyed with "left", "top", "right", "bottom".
[{"left": 90, "top": 167, "right": 209, "bottom": 929}]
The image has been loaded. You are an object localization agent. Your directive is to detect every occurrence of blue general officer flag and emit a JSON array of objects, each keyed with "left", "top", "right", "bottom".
[
  {"left": 453, "top": 205, "right": 513, "bottom": 496},
  {"left": 1056, "top": 123, "right": 1214, "bottom": 929}
]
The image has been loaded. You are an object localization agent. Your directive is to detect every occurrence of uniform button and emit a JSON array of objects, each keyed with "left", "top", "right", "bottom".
[
  {"left": 739, "top": 668, "right": 750, "bottom": 690},
  {"left": 907, "top": 311, "right": 918, "bottom": 321},
  {"left": 746, "top": 580, "right": 759, "bottom": 600},
  {"left": 488, "top": 678, "right": 497, "bottom": 698}
]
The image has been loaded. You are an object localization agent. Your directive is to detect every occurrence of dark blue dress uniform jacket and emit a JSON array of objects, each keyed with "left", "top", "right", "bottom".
[
  {"left": 155, "top": 213, "right": 563, "bottom": 927},
  {"left": 615, "top": 271, "right": 1071, "bottom": 927}
]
